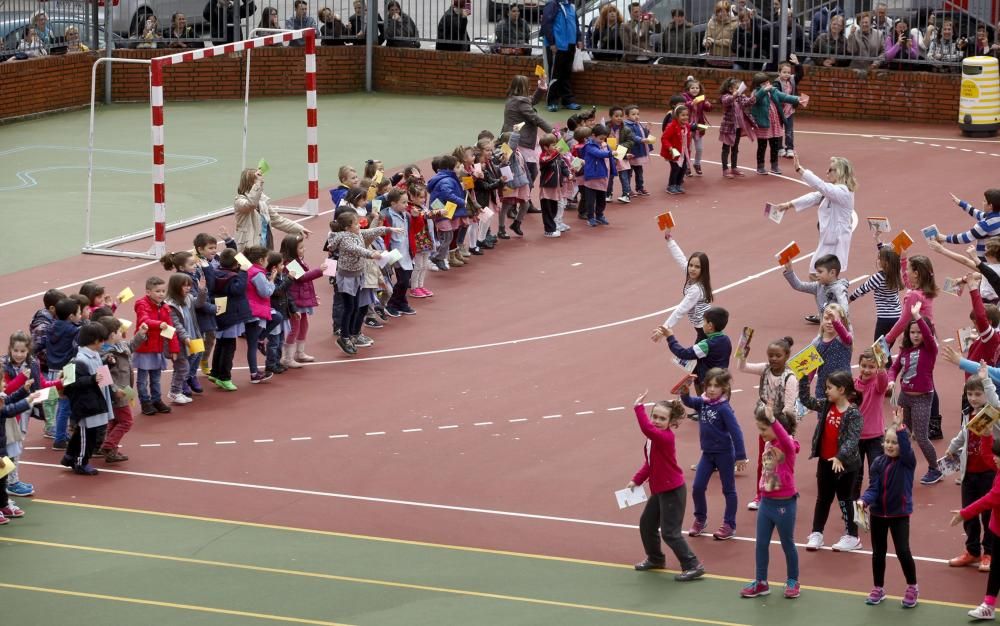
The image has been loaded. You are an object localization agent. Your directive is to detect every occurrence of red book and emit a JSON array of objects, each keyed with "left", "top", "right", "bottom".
[{"left": 775, "top": 241, "right": 801, "bottom": 266}]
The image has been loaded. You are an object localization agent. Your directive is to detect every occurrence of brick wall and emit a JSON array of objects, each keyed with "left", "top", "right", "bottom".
[
  {"left": 1, "top": 45, "right": 960, "bottom": 124},
  {"left": 374, "top": 48, "right": 961, "bottom": 125}
]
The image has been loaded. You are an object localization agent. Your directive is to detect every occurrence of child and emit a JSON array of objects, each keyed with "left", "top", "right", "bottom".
[
  {"left": 930, "top": 237, "right": 1000, "bottom": 304},
  {"left": 623, "top": 105, "right": 653, "bottom": 196},
  {"left": 0, "top": 387, "right": 41, "bottom": 523},
  {"left": 938, "top": 189, "right": 1000, "bottom": 262},
  {"left": 680, "top": 368, "right": 748, "bottom": 541},
  {"left": 326, "top": 212, "right": 399, "bottom": 355},
  {"left": 407, "top": 183, "right": 436, "bottom": 298},
  {"left": 580, "top": 125, "right": 614, "bottom": 227},
  {"left": 662, "top": 306, "right": 733, "bottom": 394},
  {"left": 472, "top": 140, "right": 503, "bottom": 249},
  {"left": 661, "top": 105, "right": 691, "bottom": 195},
  {"left": 652, "top": 228, "right": 712, "bottom": 341},
  {"left": 741, "top": 404, "right": 801, "bottom": 599},
  {"left": 164, "top": 273, "right": 200, "bottom": 403},
  {"left": 954, "top": 437, "right": 1000, "bottom": 620},
  {"left": 209, "top": 249, "right": 249, "bottom": 391},
  {"left": 193, "top": 233, "right": 220, "bottom": 376},
  {"left": 61, "top": 322, "right": 113, "bottom": 476},
  {"left": 537, "top": 133, "right": 569, "bottom": 238},
  {"left": 262, "top": 252, "right": 288, "bottom": 374},
  {"left": 134, "top": 277, "right": 178, "bottom": 414},
  {"left": 363, "top": 158, "right": 383, "bottom": 180},
  {"left": 859, "top": 408, "right": 918, "bottom": 608},
  {"left": 46, "top": 297, "right": 82, "bottom": 447},
  {"left": 162, "top": 250, "right": 208, "bottom": 396},
  {"left": 78, "top": 281, "right": 115, "bottom": 318},
  {"left": 885, "top": 254, "right": 938, "bottom": 345},
  {"left": 243, "top": 246, "right": 278, "bottom": 384},
  {"left": 811, "top": 303, "right": 854, "bottom": 401},
  {"left": 428, "top": 154, "right": 470, "bottom": 263},
  {"left": 749, "top": 72, "right": 803, "bottom": 175},
  {"left": 329, "top": 165, "right": 360, "bottom": 207},
  {"left": 659, "top": 94, "right": 687, "bottom": 130},
  {"left": 774, "top": 60, "right": 804, "bottom": 158},
  {"left": 30, "top": 288, "right": 65, "bottom": 374},
  {"left": 682, "top": 77, "right": 712, "bottom": 176},
  {"left": 629, "top": 390, "right": 705, "bottom": 581},
  {"left": 736, "top": 336, "right": 798, "bottom": 511},
  {"left": 280, "top": 234, "right": 324, "bottom": 368},
  {"left": 944, "top": 369, "right": 1000, "bottom": 572},
  {"left": 1, "top": 332, "right": 62, "bottom": 496},
  {"left": 384, "top": 189, "right": 416, "bottom": 316},
  {"left": 850, "top": 241, "right": 903, "bottom": 343},
  {"left": 782, "top": 253, "right": 850, "bottom": 322},
  {"left": 800, "top": 370, "right": 864, "bottom": 552},
  {"left": 854, "top": 349, "right": 890, "bottom": 497},
  {"left": 887, "top": 301, "right": 940, "bottom": 485},
  {"left": 571, "top": 126, "right": 592, "bottom": 221},
  {"left": 718, "top": 77, "right": 755, "bottom": 179},
  {"left": 96, "top": 316, "right": 145, "bottom": 462},
  {"left": 605, "top": 106, "right": 634, "bottom": 202}
]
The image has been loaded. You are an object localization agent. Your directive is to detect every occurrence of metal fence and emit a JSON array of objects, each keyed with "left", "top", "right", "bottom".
[{"left": 2, "top": 0, "right": 997, "bottom": 69}]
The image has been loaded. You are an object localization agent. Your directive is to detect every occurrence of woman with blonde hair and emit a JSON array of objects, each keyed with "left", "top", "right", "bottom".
[
  {"left": 233, "top": 168, "right": 311, "bottom": 251},
  {"left": 703, "top": 1, "right": 736, "bottom": 59},
  {"left": 773, "top": 154, "right": 858, "bottom": 323},
  {"left": 63, "top": 26, "right": 90, "bottom": 53}
]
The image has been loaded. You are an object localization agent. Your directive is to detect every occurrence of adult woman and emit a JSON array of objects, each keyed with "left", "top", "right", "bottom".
[
  {"left": 501, "top": 75, "right": 553, "bottom": 214},
  {"left": 134, "top": 14, "right": 160, "bottom": 49},
  {"left": 63, "top": 26, "right": 90, "bottom": 53},
  {"left": 384, "top": 0, "right": 420, "bottom": 48},
  {"left": 258, "top": 6, "right": 279, "bottom": 30},
  {"left": 926, "top": 19, "right": 963, "bottom": 72},
  {"left": 882, "top": 19, "right": 921, "bottom": 71},
  {"left": 30, "top": 11, "right": 55, "bottom": 45},
  {"left": 349, "top": 0, "right": 385, "bottom": 45},
  {"left": 703, "top": 1, "right": 736, "bottom": 61},
  {"left": 811, "top": 14, "right": 849, "bottom": 67},
  {"left": 494, "top": 4, "right": 531, "bottom": 55},
  {"left": 773, "top": 155, "right": 857, "bottom": 323},
  {"left": 233, "top": 168, "right": 311, "bottom": 251},
  {"left": 319, "top": 7, "right": 350, "bottom": 46},
  {"left": 436, "top": 0, "right": 470, "bottom": 52},
  {"left": 591, "top": 3, "right": 626, "bottom": 61},
  {"left": 17, "top": 26, "right": 46, "bottom": 58}
]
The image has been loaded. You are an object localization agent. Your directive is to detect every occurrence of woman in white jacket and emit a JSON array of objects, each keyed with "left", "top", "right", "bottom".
[
  {"left": 774, "top": 154, "right": 858, "bottom": 322},
  {"left": 233, "top": 168, "right": 311, "bottom": 251}
]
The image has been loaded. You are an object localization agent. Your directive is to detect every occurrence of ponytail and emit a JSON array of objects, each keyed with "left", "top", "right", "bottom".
[{"left": 160, "top": 250, "right": 193, "bottom": 271}]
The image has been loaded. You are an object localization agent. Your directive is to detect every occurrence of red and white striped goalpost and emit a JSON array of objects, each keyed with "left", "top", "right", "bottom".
[{"left": 83, "top": 28, "right": 318, "bottom": 259}]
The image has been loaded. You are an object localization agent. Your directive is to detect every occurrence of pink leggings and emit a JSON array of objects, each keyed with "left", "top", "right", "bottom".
[{"left": 285, "top": 313, "right": 310, "bottom": 345}]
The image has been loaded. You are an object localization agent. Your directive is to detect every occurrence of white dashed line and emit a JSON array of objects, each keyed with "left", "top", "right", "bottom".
[
  {"left": 290, "top": 437, "right": 312, "bottom": 441},
  {"left": 943, "top": 337, "right": 955, "bottom": 343},
  {"left": 253, "top": 439, "right": 274, "bottom": 443},
  {"left": 571, "top": 262, "right": 583, "bottom": 267},
  {"left": 402, "top": 428, "right": 423, "bottom": 433},
  {"left": 575, "top": 410, "right": 594, "bottom": 415},
  {"left": 962, "top": 148, "right": 973, "bottom": 152},
  {"left": 365, "top": 432, "right": 385, "bottom": 436},
  {"left": 177, "top": 442, "right": 198, "bottom": 447},
  {"left": 542, "top": 414, "right": 562, "bottom": 419},
  {"left": 215, "top": 441, "right": 236, "bottom": 445},
  {"left": 912, "top": 141, "right": 924, "bottom": 145},
  {"left": 929, "top": 143, "right": 941, "bottom": 147},
  {"left": 438, "top": 425, "right": 459, "bottom": 430},
  {"left": 947, "top": 146, "right": 957, "bottom": 150},
  {"left": 732, "top": 389, "right": 743, "bottom": 394},
  {"left": 139, "top": 443, "right": 160, "bottom": 448},
  {"left": 977, "top": 151, "right": 986, "bottom": 155},
  {"left": 508, "top": 418, "right": 528, "bottom": 423},
  {"left": 896, "top": 139, "right": 908, "bottom": 143},
  {"left": 25, "top": 446, "right": 45, "bottom": 451},
  {"left": 607, "top": 406, "right": 625, "bottom": 412},
  {"left": 474, "top": 421, "right": 493, "bottom": 426},
  {"left": 328, "top": 434, "right": 349, "bottom": 439}
]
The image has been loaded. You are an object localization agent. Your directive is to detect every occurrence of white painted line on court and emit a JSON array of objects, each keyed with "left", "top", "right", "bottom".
[
  {"left": 473, "top": 422, "right": 493, "bottom": 426},
  {"left": 402, "top": 428, "right": 423, "bottom": 433},
  {"left": 508, "top": 418, "right": 528, "bottom": 423},
  {"left": 253, "top": 439, "right": 274, "bottom": 444},
  {"left": 21, "top": 461, "right": 951, "bottom": 566},
  {"left": 571, "top": 262, "right": 583, "bottom": 267},
  {"left": 437, "top": 425, "right": 459, "bottom": 430},
  {"left": 24, "top": 446, "right": 45, "bottom": 451},
  {"left": 215, "top": 441, "right": 236, "bottom": 445},
  {"left": 139, "top": 443, "right": 160, "bottom": 448},
  {"left": 575, "top": 410, "right": 594, "bottom": 415},
  {"left": 328, "top": 434, "right": 349, "bottom": 439},
  {"left": 365, "top": 432, "right": 385, "bottom": 436},
  {"left": 177, "top": 442, "right": 198, "bottom": 447},
  {"left": 542, "top": 414, "right": 562, "bottom": 419},
  {"left": 290, "top": 437, "right": 312, "bottom": 441}
]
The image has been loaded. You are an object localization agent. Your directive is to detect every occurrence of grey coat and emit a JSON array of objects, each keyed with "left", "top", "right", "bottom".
[{"left": 501, "top": 92, "right": 553, "bottom": 150}]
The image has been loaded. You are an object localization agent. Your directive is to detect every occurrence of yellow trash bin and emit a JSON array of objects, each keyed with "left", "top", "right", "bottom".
[{"left": 959, "top": 56, "right": 1000, "bottom": 137}]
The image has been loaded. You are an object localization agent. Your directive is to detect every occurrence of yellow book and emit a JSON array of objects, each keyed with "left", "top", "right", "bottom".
[
  {"left": 461, "top": 176, "right": 475, "bottom": 190},
  {"left": 119, "top": 318, "right": 133, "bottom": 332},
  {"left": 117, "top": 287, "right": 134, "bottom": 303},
  {"left": 187, "top": 338, "right": 205, "bottom": 354},
  {"left": 373, "top": 170, "right": 383, "bottom": 184},
  {"left": 534, "top": 64, "right": 546, "bottom": 77},
  {"left": 234, "top": 253, "right": 252, "bottom": 271},
  {"left": 160, "top": 325, "right": 176, "bottom": 340},
  {"left": 500, "top": 143, "right": 513, "bottom": 159},
  {"left": 789, "top": 344, "right": 824, "bottom": 379},
  {"left": 607, "top": 137, "right": 618, "bottom": 151},
  {"left": 215, "top": 297, "right": 228, "bottom": 315},
  {"left": 0, "top": 457, "right": 13, "bottom": 479},
  {"left": 444, "top": 201, "right": 458, "bottom": 219},
  {"left": 366, "top": 186, "right": 377, "bottom": 201}
]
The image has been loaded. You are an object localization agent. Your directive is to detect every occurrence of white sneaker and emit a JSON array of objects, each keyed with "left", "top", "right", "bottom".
[
  {"left": 544, "top": 231, "right": 561, "bottom": 238},
  {"left": 832, "top": 535, "right": 863, "bottom": 552},
  {"left": 168, "top": 393, "right": 193, "bottom": 405},
  {"left": 747, "top": 499, "right": 760, "bottom": 511},
  {"left": 969, "top": 603, "right": 996, "bottom": 620},
  {"left": 784, "top": 149, "right": 795, "bottom": 158},
  {"left": 557, "top": 223, "right": 571, "bottom": 232},
  {"left": 618, "top": 195, "right": 631, "bottom": 203},
  {"left": 777, "top": 148, "right": 787, "bottom": 158},
  {"left": 805, "top": 532, "right": 824, "bottom": 551},
  {"left": 429, "top": 264, "right": 440, "bottom": 272}
]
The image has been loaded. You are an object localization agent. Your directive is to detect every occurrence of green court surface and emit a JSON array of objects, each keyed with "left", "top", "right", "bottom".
[
  {"left": 0, "top": 94, "right": 566, "bottom": 276},
  {"left": 0, "top": 500, "right": 970, "bottom": 625}
]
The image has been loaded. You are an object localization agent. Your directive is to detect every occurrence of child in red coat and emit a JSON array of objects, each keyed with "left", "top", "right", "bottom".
[
  {"left": 955, "top": 437, "right": 1000, "bottom": 620},
  {"left": 133, "top": 276, "right": 180, "bottom": 415},
  {"left": 661, "top": 105, "right": 692, "bottom": 196}
]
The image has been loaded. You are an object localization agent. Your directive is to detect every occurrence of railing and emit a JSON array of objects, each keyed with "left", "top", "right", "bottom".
[{"left": 2, "top": 0, "right": 996, "bottom": 69}]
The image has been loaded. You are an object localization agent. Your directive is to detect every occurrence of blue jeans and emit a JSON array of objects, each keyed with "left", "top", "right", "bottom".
[
  {"left": 783, "top": 115, "right": 795, "bottom": 151},
  {"left": 756, "top": 496, "right": 799, "bottom": 582},
  {"left": 186, "top": 351, "right": 202, "bottom": 382},
  {"left": 245, "top": 321, "right": 263, "bottom": 374},
  {"left": 265, "top": 313, "right": 284, "bottom": 369},
  {"left": 608, "top": 169, "right": 632, "bottom": 197},
  {"left": 693, "top": 450, "right": 738, "bottom": 528},
  {"left": 53, "top": 398, "right": 71, "bottom": 443},
  {"left": 136, "top": 368, "right": 162, "bottom": 404}
]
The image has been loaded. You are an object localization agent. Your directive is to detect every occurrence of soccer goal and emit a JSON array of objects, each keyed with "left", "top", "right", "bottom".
[{"left": 83, "top": 28, "right": 320, "bottom": 260}]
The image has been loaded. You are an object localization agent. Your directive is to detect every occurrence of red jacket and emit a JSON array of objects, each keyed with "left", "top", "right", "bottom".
[
  {"left": 967, "top": 288, "right": 1000, "bottom": 372},
  {"left": 631, "top": 405, "right": 685, "bottom": 495},
  {"left": 407, "top": 202, "right": 426, "bottom": 258},
  {"left": 660, "top": 119, "right": 690, "bottom": 162},
  {"left": 134, "top": 295, "right": 180, "bottom": 354},
  {"left": 962, "top": 472, "right": 1000, "bottom": 536}
]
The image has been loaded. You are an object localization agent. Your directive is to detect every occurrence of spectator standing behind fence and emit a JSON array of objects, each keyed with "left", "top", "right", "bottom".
[
  {"left": 134, "top": 14, "right": 160, "bottom": 49},
  {"left": 205, "top": 0, "right": 256, "bottom": 44},
  {"left": 436, "top": 0, "right": 471, "bottom": 52},
  {"left": 31, "top": 11, "right": 54, "bottom": 46},
  {"left": 259, "top": 6, "right": 279, "bottom": 31},
  {"left": 349, "top": 0, "right": 385, "bottom": 45},
  {"left": 703, "top": 1, "right": 736, "bottom": 64},
  {"left": 540, "top": 0, "right": 583, "bottom": 113},
  {"left": 881, "top": 20, "right": 921, "bottom": 72},
  {"left": 494, "top": 4, "right": 531, "bottom": 55},
  {"left": 319, "top": 8, "right": 350, "bottom": 46},
  {"left": 871, "top": 3, "right": 895, "bottom": 41},
  {"left": 765, "top": 3, "right": 807, "bottom": 72},
  {"left": 286, "top": 0, "right": 319, "bottom": 46},
  {"left": 384, "top": 1, "right": 419, "bottom": 48},
  {"left": 730, "top": 8, "right": 768, "bottom": 71},
  {"left": 848, "top": 12, "right": 883, "bottom": 70},
  {"left": 661, "top": 9, "right": 698, "bottom": 63},
  {"left": 622, "top": 3, "right": 658, "bottom": 63},
  {"left": 811, "top": 14, "right": 849, "bottom": 68},
  {"left": 63, "top": 26, "right": 90, "bottom": 53},
  {"left": 927, "top": 19, "right": 964, "bottom": 72},
  {"left": 591, "top": 4, "right": 625, "bottom": 62},
  {"left": 17, "top": 26, "right": 46, "bottom": 58},
  {"left": 162, "top": 13, "right": 202, "bottom": 48}
]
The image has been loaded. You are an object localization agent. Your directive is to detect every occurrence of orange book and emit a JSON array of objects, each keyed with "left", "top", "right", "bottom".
[
  {"left": 461, "top": 176, "right": 475, "bottom": 190},
  {"left": 775, "top": 241, "right": 801, "bottom": 266},
  {"left": 892, "top": 230, "right": 913, "bottom": 255},
  {"left": 656, "top": 211, "right": 675, "bottom": 231}
]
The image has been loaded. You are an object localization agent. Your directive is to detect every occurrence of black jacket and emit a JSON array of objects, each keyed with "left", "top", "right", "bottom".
[
  {"left": 436, "top": 7, "right": 470, "bottom": 51},
  {"left": 203, "top": 0, "right": 256, "bottom": 43},
  {"left": 62, "top": 362, "right": 107, "bottom": 422},
  {"left": 213, "top": 269, "right": 251, "bottom": 330}
]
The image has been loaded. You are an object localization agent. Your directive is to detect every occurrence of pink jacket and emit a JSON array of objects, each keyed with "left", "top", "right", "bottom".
[
  {"left": 246, "top": 265, "right": 272, "bottom": 320},
  {"left": 631, "top": 405, "right": 685, "bottom": 495},
  {"left": 760, "top": 417, "right": 799, "bottom": 499},
  {"left": 888, "top": 317, "right": 937, "bottom": 394},
  {"left": 855, "top": 369, "right": 889, "bottom": 440},
  {"left": 288, "top": 259, "right": 324, "bottom": 309},
  {"left": 962, "top": 472, "right": 1000, "bottom": 536},
  {"left": 885, "top": 254, "right": 935, "bottom": 344}
]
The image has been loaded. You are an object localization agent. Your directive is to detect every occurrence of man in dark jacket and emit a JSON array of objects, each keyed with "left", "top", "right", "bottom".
[
  {"left": 540, "top": 0, "right": 583, "bottom": 112},
  {"left": 659, "top": 8, "right": 698, "bottom": 63},
  {"left": 436, "top": 0, "right": 471, "bottom": 52},
  {"left": 203, "top": 0, "right": 256, "bottom": 44}
]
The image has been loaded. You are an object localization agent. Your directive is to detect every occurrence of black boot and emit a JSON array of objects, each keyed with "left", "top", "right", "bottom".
[
  {"left": 510, "top": 220, "right": 523, "bottom": 236},
  {"left": 929, "top": 414, "right": 943, "bottom": 440}
]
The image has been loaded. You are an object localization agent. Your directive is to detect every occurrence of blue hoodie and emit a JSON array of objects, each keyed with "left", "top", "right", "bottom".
[
  {"left": 581, "top": 138, "right": 615, "bottom": 180},
  {"left": 329, "top": 185, "right": 349, "bottom": 207},
  {"left": 426, "top": 170, "right": 467, "bottom": 218},
  {"left": 862, "top": 427, "right": 916, "bottom": 517},
  {"left": 540, "top": 0, "right": 580, "bottom": 51},
  {"left": 46, "top": 319, "right": 80, "bottom": 370},
  {"left": 624, "top": 119, "right": 650, "bottom": 158},
  {"left": 681, "top": 394, "right": 747, "bottom": 460}
]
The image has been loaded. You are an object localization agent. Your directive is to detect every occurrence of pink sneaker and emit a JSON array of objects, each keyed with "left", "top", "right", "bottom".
[
  {"left": 0, "top": 504, "right": 24, "bottom": 519},
  {"left": 410, "top": 288, "right": 428, "bottom": 298},
  {"left": 713, "top": 523, "right": 735, "bottom": 540},
  {"left": 688, "top": 519, "right": 706, "bottom": 537},
  {"left": 422, "top": 287, "right": 434, "bottom": 297}
]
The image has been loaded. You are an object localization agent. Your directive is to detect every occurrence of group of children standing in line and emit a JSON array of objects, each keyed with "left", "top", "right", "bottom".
[{"left": 627, "top": 187, "right": 1000, "bottom": 619}]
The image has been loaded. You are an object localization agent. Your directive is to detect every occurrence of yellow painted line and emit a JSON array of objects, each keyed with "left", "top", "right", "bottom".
[
  {"left": 31, "top": 499, "right": 974, "bottom": 609},
  {"left": 3, "top": 537, "right": 743, "bottom": 626},
  {"left": 0, "top": 582, "right": 353, "bottom": 625}
]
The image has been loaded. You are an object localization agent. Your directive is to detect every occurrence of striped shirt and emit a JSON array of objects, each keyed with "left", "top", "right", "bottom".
[
  {"left": 848, "top": 271, "right": 902, "bottom": 319},
  {"left": 663, "top": 238, "right": 709, "bottom": 329},
  {"left": 945, "top": 200, "right": 1000, "bottom": 260}
]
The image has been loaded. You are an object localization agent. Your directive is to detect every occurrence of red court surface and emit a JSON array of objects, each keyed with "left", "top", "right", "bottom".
[{"left": 4, "top": 113, "right": 1000, "bottom": 606}]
